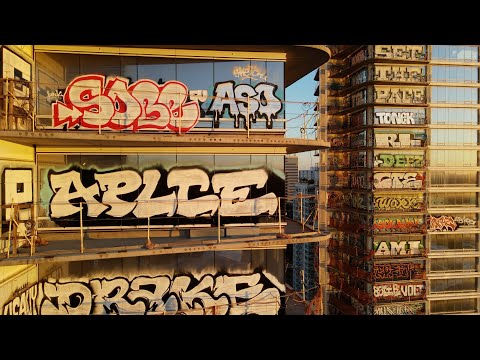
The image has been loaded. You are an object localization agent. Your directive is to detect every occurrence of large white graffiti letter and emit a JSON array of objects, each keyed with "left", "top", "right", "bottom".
[
  {"left": 103, "top": 76, "right": 141, "bottom": 129},
  {"left": 40, "top": 281, "right": 92, "bottom": 315},
  {"left": 160, "top": 81, "right": 200, "bottom": 133},
  {"left": 254, "top": 83, "right": 282, "bottom": 129},
  {"left": 58, "top": 75, "right": 115, "bottom": 128},
  {"left": 212, "top": 169, "right": 277, "bottom": 216},
  {"left": 235, "top": 84, "right": 259, "bottom": 124},
  {"left": 167, "top": 168, "right": 219, "bottom": 218},
  {"left": 95, "top": 170, "right": 142, "bottom": 217},
  {"left": 208, "top": 81, "right": 239, "bottom": 127},
  {"left": 213, "top": 273, "right": 280, "bottom": 315},
  {"left": 133, "top": 170, "right": 177, "bottom": 218},
  {"left": 130, "top": 80, "right": 170, "bottom": 130},
  {"left": 50, "top": 170, "right": 108, "bottom": 218},
  {"left": 168, "top": 275, "right": 229, "bottom": 315},
  {"left": 90, "top": 277, "right": 145, "bottom": 315},
  {"left": 127, "top": 276, "right": 171, "bottom": 315}
]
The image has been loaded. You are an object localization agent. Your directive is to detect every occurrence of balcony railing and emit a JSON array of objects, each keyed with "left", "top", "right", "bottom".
[
  {"left": 1, "top": 196, "right": 329, "bottom": 262},
  {"left": 0, "top": 78, "right": 330, "bottom": 141}
]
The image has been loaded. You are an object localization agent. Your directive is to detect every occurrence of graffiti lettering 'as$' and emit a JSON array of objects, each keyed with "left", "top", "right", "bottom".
[
  {"left": 207, "top": 81, "right": 282, "bottom": 129},
  {"left": 52, "top": 75, "right": 205, "bottom": 133}
]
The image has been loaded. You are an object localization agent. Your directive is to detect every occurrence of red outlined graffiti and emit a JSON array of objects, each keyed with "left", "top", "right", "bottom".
[
  {"left": 373, "top": 263, "right": 424, "bottom": 281},
  {"left": 52, "top": 75, "right": 202, "bottom": 133},
  {"left": 428, "top": 215, "right": 458, "bottom": 232},
  {"left": 373, "top": 217, "right": 424, "bottom": 234}
]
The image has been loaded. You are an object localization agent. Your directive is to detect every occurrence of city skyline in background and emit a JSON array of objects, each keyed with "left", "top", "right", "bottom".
[{"left": 286, "top": 69, "right": 319, "bottom": 170}]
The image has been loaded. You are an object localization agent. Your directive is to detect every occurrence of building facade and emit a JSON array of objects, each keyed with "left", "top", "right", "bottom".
[
  {"left": 326, "top": 45, "right": 480, "bottom": 315},
  {"left": 285, "top": 155, "right": 299, "bottom": 200},
  {"left": 0, "top": 45, "right": 330, "bottom": 315}
]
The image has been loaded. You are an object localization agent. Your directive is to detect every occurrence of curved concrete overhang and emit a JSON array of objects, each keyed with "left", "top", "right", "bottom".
[
  {"left": 118, "top": 45, "right": 331, "bottom": 87},
  {"left": 0, "top": 131, "right": 330, "bottom": 154}
]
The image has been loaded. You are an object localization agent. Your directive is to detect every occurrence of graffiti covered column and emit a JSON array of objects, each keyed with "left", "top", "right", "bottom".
[{"left": 326, "top": 45, "right": 429, "bottom": 315}]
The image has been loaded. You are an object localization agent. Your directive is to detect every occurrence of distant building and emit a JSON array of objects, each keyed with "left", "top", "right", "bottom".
[
  {"left": 299, "top": 166, "right": 319, "bottom": 187},
  {"left": 285, "top": 156, "right": 299, "bottom": 200},
  {"left": 326, "top": 45, "right": 480, "bottom": 315}
]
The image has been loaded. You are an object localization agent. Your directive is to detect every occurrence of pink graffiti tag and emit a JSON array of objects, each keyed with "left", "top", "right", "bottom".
[
  {"left": 428, "top": 215, "right": 458, "bottom": 232},
  {"left": 52, "top": 75, "right": 201, "bottom": 133}
]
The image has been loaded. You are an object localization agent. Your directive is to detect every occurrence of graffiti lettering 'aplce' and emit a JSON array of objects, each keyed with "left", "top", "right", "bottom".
[
  {"left": 52, "top": 75, "right": 201, "bottom": 133},
  {"left": 48, "top": 167, "right": 277, "bottom": 220}
]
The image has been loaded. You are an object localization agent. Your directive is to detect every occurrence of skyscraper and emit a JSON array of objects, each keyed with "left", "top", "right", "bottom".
[
  {"left": 0, "top": 45, "right": 331, "bottom": 315},
  {"left": 326, "top": 45, "right": 480, "bottom": 315}
]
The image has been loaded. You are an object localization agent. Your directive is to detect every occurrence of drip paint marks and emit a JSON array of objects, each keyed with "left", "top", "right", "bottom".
[
  {"left": 207, "top": 81, "right": 282, "bottom": 129},
  {"left": 51, "top": 75, "right": 283, "bottom": 132}
]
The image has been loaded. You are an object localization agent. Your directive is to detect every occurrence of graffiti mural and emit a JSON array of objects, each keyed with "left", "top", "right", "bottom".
[
  {"left": 2, "top": 271, "right": 283, "bottom": 315},
  {"left": 374, "top": 112, "right": 416, "bottom": 125},
  {"left": 1, "top": 284, "right": 38, "bottom": 315},
  {"left": 428, "top": 216, "right": 458, "bottom": 232},
  {"left": 327, "top": 192, "right": 369, "bottom": 210},
  {"left": 373, "top": 172, "right": 424, "bottom": 189},
  {"left": 374, "top": 86, "right": 426, "bottom": 104},
  {"left": 373, "top": 263, "right": 424, "bottom": 281},
  {"left": 351, "top": 49, "right": 367, "bottom": 66},
  {"left": 52, "top": 75, "right": 208, "bottom": 133},
  {"left": 374, "top": 193, "right": 424, "bottom": 211},
  {"left": 374, "top": 132, "right": 425, "bottom": 147},
  {"left": 374, "top": 239, "right": 424, "bottom": 257},
  {"left": 454, "top": 216, "right": 477, "bottom": 227},
  {"left": 350, "top": 173, "right": 369, "bottom": 189},
  {"left": 51, "top": 75, "right": 282, "bottom": 132},
  {"left": 374, "top": 154, "right": 424, "bottom": 168},
  {"left": 207, "top": 81, "right": 282, "bottom": 129},
  {"left": 373, "top": 217, "right": 424, "bottom": 234},
  {"left": 373, "top": 302, "right": 425, "bottom": 315},
  {"left": 343, "top": 193, "right": 369, "bottom": 210},
  {"left": 45, "top": 167, "right": 278, "bottom": 226},
  {"left": 374, "top": 45, "right": 427, "bottom": 60},
  {"left": 373, "top": 65, "right": 426, "bottom": 83},
  {"left": 373, "top": 281, "right": 426, "bottom": 301}
]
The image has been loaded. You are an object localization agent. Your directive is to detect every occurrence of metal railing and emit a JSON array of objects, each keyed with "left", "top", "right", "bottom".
[
  {"left": 0, "top": 77, "right": 35, "bottom": 131},
  {"left": 2, "top": 194, "right": 325, "bottom": 258}
]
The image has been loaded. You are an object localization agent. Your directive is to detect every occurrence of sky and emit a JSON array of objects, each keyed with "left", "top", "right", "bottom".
[{"left": 285, "top": 69, "right": 319, "bottom": 170}]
